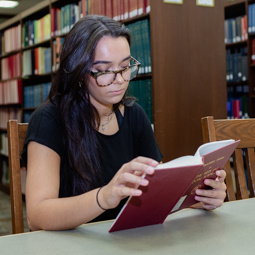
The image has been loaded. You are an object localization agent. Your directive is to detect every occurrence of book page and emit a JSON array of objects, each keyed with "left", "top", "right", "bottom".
[
  {"left": 155, "top": 155, "right": 202, "bottom": 169},
  {"left": 195, "top": 139, "right": 235, "bottom": 157}
]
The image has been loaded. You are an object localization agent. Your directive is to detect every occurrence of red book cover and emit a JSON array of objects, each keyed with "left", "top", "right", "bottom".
[{"left": 109, "top": 139, "right": 240, "bottom": 232}]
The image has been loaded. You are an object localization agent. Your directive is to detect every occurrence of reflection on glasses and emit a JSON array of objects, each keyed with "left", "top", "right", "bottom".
[{"left": 90, "top": 56, "right": 141, "bottom": 87}]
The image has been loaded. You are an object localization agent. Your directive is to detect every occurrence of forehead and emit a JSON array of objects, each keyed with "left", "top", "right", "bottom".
[{"left": 94, "top": 36, "right": 130, "bottom": 61}]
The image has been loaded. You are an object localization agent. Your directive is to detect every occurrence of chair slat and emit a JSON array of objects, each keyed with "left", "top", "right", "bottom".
[
  {"left": 246, "top": 148, "right": 255, "bottom": 197},
  {"left": 7, "top": 120, "right": 28, "bottom": 234}
]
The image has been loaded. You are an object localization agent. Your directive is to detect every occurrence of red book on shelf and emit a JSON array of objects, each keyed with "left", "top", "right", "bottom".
[
  {"left": 129, "top": 0, "right": 138, "bottom": 18},
  {"left": 252, "top": 38, "right": 255, "bottom": 65},
  {"left": 109, "top": 139, "right": 240, "bottom": 232},
  {"left": 232, "top": 100, "right": 240, "bottom": 119}
]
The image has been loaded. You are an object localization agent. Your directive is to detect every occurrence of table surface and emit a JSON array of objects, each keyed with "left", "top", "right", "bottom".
[{"left": 1, "top": 198, "right": 255, "bottom": 255}]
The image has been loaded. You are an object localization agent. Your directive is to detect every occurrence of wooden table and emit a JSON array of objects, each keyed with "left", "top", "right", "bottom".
[{"left": 1, "top": 198, "right": 255, "bottom": 255}]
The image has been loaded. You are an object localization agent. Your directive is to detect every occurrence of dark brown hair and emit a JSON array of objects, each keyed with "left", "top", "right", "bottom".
[{"left": 49, "top": 15, "right": 131, "bottom": 196}]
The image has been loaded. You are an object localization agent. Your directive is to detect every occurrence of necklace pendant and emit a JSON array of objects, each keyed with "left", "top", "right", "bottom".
[{"left": 102, "top": 125, "right": 105, "bottom": 131}]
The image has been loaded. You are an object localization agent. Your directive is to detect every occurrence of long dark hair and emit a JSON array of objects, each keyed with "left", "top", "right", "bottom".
[{"left": 49, "top": 15, "right": 131, "bottom": 196}]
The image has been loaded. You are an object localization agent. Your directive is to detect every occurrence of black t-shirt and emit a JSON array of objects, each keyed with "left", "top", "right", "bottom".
[{"left": 22, "top": 101, "right": 162, "bottom": 221}]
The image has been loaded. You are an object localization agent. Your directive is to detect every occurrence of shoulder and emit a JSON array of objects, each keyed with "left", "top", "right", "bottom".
[
  {"left": 125, "top": 102, "right": 150, "bottom": 126},
  {"left": 24, "top": 101, "right": 63, "bottom": 158},
  {"left": 125, "top": 102, "right": 147, "bottom": 116}
]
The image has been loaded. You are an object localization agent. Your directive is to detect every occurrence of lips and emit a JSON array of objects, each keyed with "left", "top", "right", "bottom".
[{"left": 110, "top": 89, "right": 124, "bottom": 95}]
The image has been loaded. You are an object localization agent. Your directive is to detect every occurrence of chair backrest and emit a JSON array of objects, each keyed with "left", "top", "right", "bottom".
[
  {"left": 7, "top": 120, "right": 28, "bottom": 234},
  {"left": 201, "top": 116, "right": 255, "bottom": 201}
]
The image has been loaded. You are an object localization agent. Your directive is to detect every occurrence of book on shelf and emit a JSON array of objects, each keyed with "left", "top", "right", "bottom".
[
  {"left": 224, "top": 15, "right": 247, "bottom": 44},
  {"left": 0, "top": 107, "right": 22, "bottom": 129},
  {"left": 226, "top": 47, "right": 248, "bottom": 83},
  {"left": 22, "top": 47, "right": 51, "bottom": 77},
  {"left": 227, "top": 85, "right": 249, "bottom": 119},
  {"left": 248, "top": 3, "right": 255, "bottom": 34},
  {"left": 2, "top": 24, "right": 21, "bottom": 54},
  {"left": 128, "top": 78, "right": 152, "bottom": 123},
  {"left": 24, "top": 82, "right": 51, "bottom": 108},
  {"left": 1, "top": 53, "right": 22, "bottom": 80},
  {"left": 126, "top": 19, "right": 151, "bottom": 74},
  {"left": 251, "top": 38, "right": 255, "bottom": 65},
  {"left": 109, "top": 139, "right": 240, "bottom": 232},
  {"left": 0, "top": 80, "right": 22, "bottom": 105}
]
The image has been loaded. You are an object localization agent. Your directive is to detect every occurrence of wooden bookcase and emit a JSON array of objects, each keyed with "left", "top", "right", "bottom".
[
  {"left": 0, "top": 0, "right": 228, "bottom": 193},
  {"left": 224, "top": 0, "right": 255, "bottom": 119},
  {"left": 150, "top": 0, "right": 227, "bottom": 161}
]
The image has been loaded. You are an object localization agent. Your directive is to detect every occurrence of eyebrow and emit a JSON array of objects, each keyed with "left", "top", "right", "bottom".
[{"left": 93, "top": 55, "right": 131, "bottom": 65}]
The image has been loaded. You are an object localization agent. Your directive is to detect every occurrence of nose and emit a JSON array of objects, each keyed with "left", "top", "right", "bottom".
[{"left": 113, "top": 71, "right": 125, "bottom": 85}]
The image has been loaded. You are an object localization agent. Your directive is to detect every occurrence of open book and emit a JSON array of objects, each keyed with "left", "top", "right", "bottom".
[{"left": 109, "top": 139, "right": 240, "bottom": 232}]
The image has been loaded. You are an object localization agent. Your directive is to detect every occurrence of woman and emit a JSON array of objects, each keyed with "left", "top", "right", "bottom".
[{"left": 22, "top": 15, "right": 226, "bottom": 231}]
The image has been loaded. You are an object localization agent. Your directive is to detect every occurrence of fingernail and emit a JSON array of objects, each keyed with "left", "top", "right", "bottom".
[{"left": 141, "top": 178, "right": 149, "bottom": 185}]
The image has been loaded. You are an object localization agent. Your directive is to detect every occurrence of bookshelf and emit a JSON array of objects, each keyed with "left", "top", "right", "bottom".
[
  {"left": 0, "top": 0, "right": 227, "bottom": 193},
  {"left": 0, "top": 0, "right": 152, "bottom": 193},
  {"left": 224, "top": 0, "right": 255, "bottom": 118}
]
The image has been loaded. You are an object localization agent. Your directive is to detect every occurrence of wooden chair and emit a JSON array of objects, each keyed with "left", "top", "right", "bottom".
[
  {"left": 201, "top": 116, "right": 255, "bottom": 201},
  {"left": 7, "top": 120, "right": 28, "bottom": 234}
]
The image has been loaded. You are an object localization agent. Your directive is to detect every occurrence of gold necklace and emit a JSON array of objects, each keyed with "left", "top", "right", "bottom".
[{"left": 101, "top": 111, "right": 113, "bottom": 131}]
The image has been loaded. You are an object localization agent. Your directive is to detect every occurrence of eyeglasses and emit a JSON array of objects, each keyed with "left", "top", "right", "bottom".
[{"left": 90, "top": 56, "right": 141, "bottom": 87}]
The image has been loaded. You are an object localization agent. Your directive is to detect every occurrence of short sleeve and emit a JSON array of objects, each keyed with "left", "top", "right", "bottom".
[{"left": 21, "top": 102, "right": 64, "bottom": 163}]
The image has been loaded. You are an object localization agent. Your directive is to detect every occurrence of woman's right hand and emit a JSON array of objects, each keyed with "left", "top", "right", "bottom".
[{"left": 97, "top": 157, "right": 159, "bottom": 210}]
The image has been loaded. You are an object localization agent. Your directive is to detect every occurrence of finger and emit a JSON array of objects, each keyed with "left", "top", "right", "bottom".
[
  {"left": 215, "top": 170, "right": 226, "bottom": 182},
  {"left": 132, "top": 156, "right": 159, "bottom": 167},
  {"left": 122, "top": 161, "right": 155, "bottom": 176},
  {"left": 119, "top": 172, "right": 149, "bottom": 187},
  {"left": 195, "top": 187, "right": 226, "bottom": 199},
  {"left": 194, "top": 196, "right": 224, "bottom": 209},
  {"left": 203, "top": 178, "right": 227, "bottom": 190}
]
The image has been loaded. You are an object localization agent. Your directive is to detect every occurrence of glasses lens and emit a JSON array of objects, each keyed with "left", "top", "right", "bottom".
[
  {"left": 97, "top": 73, "right": 115, "bottom": 86},
  {"left": 128, "top": 65, "right": 139, "bottom": 80}
]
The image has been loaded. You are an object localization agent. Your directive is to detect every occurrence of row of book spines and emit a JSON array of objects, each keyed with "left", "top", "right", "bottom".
[
  {"left": 22, "top": 13, "right": 51, "bottom": 48},
  {"left": 126, "top": 19, "right": 151, "bottom": 74},
  {"left": 51, "top": 0, "right": 150, "bottom": 37},
  {"left": 128, "top": 78, "right": 152, "bottom": 123},
  {"left": 24, "top": 82, "right": 51, "bottom": 108},
  {"left": 227, "top": 96, "right": 249, "bottom": 119},
  {"left": 22, "top": 47, "right": 51, "bottom": 77},
  {"left": 2, "top": 24, "right": 21, "bottom": 54},
  {"left": 88, "top": 0, "right": 150, "bottom": 21},
  {"left": 1, "top": 0, "right": 150, "bottom": 53},
  {"left": 227, "top": 84, "right": 249, "bottom": 119},
  {"left": 51, "top": 3, "right": 79, "bottom": 37},
  {"left": 0, "top": 107, "right": 22, "bottom": 130},
  {"left": 0, "top": 79, "right": 22, "bottom": 105},
  {"left": 226, "top": 48, "right": 248, "bottom": 82},
  {"left": 224, "top": 15, "right": 248, "bottom": 44},
  {"left": 1, "top": 52, "right": 22, "bottom": 80},
  {"left": 248, "top": 3, "right": 255, "bottom": 34}
]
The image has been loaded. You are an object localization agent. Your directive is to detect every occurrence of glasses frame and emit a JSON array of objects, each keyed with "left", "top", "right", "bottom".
[{"left": 90, "top": 56, "right": 141, "bottom": 87}]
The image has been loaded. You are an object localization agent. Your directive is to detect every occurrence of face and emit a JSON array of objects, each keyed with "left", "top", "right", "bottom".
[{"left": 87, "top": 36, "right": 131, "bottom": 110}]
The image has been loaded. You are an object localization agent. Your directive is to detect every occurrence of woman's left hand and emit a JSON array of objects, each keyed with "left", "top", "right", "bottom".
[{"left": 194, "top": 170, "right": 227, "bottom": 210}]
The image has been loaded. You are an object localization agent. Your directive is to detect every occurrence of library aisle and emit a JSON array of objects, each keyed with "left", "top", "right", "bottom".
[{"left": 0, "top": 191, "right": 29, "bottom": 236}]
